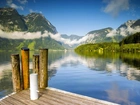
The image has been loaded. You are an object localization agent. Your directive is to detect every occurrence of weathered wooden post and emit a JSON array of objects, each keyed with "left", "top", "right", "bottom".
[
  {"left": 21, "top": 47, "right": 29, "bottom": 90},
  {"left": 39, "top": 49, "right": 48, "bottom": 88},
  {"left": 11, "top": 54, "right": 21, "bottom": 92},
  {"left": 33, "top": 54, "right": 40, "bottom": 87},
  {"left": 33, "top": 54, "right": 39, "bottom": 73}
]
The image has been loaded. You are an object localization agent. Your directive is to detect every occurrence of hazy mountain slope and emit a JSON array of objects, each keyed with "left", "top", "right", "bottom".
[
  {"left": 61, "top": 34, "right": 82, "bottom": 40},
  {"left": 82, "top": 27, "right": 114, "bottom": 43},
  {"left": 81, "top": 19, "right": 140, "bottom": 44},
  {"left": 0, "top": 37, "right": 64, "bottom": 51}
]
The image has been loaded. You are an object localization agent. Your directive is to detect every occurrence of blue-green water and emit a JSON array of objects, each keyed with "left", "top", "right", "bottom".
[{"left": 0, "top": 51, "right": 140, "bottom": 105}]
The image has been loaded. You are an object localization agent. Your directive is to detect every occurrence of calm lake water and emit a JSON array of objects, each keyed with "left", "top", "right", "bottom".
[{"left": 0, "top": 50, "right": 140, "bottom": 105}]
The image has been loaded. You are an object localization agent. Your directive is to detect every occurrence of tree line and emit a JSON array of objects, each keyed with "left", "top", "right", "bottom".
[{"left": 75, "top": 32, "right": 140, "bottom": 53}]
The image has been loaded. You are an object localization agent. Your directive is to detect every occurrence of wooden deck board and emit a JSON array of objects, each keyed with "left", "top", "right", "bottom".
[
  {"left": 0, "top": 87, "right": 119, "bottom": 105},
  {"left": 44, "top": 89, "right": 101, "bottom": 105},
  {"left": 43, "top": 90, "right": 94, "bottom": 105}
]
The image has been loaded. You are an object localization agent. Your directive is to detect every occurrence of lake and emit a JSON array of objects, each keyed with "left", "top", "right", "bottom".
[{"left": 0, "top": 50, "right": 140, "bottom": 105}]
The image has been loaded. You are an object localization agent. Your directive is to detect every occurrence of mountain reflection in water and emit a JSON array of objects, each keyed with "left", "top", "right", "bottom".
[{"left": 0, "top": 51, "right": 140, "bottom": 105}]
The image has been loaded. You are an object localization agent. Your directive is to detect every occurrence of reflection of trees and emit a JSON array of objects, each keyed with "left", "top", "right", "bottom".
[
  {"left": 120, "top": 53, "right": 140, "bottom": 69},
  {"left": 0, "top": 69, "right": 13, "bottom": 98},
  {"left": 0, "top": 52, "right": 14, "bottom": 63},
  {"left": 126, "top": 68, "right": 140, "bottom": 81},
  {"left": 75, "top": 51, "right": 140, "bottom": 82},
  {"left": 48, "top": 68, "right": 57, "bottom": 79},
  {"left": 120, "top": 53, "right": 140, "bottom": 81},
  {"left": 48, "top": 51, "right": 65, "bottom": 65},
  {"left": 81, "top": 55, "right": 121, "bottom": 73}
]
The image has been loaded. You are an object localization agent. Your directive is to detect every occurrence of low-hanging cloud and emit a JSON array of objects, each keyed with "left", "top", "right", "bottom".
[
  {"left": 106, "top": 26, "right": 140, "bottom": 37},
  {"left": 0, "top": 30, "right": 87, "bottom": 46},
  {"left": 0, "top": 30, "right": 48, "bottom": 39},
  {"left": 49, "top": 33, "right": 88, "bottom": 46},
  {"left": 103, "top": 0, "right": 129, "bottom": 17}
]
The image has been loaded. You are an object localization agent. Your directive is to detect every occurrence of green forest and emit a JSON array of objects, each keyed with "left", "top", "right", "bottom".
[
  {"left": 0, "top": 37, "right": 64, "bottom": 51},
  {"left": 75, "top": 32, "right": 140, "bottom": 54}
]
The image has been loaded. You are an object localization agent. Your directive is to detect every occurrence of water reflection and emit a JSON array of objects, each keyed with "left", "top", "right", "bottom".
[
  {"left": 0, "top": 65, "right": 13, "bottom": 99},
  {"left": 106, "top": 82, "right": 136, "bottom": 105},
  {"left": 0, "top": 51, "right": 140, "bottom": 105}
]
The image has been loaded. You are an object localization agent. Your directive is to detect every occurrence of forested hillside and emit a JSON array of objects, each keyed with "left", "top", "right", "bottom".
[
  {"left": 119, "top": 32, "right": 140, "bottom": 45},
  {"left": 75, "top": 33, "right": 140, "bottom": 54},
  {"left": 0, "top": 37, "right": 64, "bottom": 51}
]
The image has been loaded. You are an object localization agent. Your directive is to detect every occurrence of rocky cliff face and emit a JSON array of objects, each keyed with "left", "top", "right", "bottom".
[
  {"left": 0, "top": 8, "right": 27, "bottom": 32},
  {"left": 0, "top": 8, "right": 57, "bottom": 34}
]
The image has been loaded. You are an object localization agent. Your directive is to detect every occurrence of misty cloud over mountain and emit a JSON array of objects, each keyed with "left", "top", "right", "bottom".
[{"left": 0, "top": 8, "right": 140, "bottom": 48}]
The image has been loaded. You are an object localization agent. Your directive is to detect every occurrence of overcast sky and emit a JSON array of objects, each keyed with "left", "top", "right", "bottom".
[{"left": 0, "top": 0, "right": 140, "bottom": 36}]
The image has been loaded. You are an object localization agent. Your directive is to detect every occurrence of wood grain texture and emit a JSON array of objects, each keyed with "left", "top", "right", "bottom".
[
  {"left": 0, "top": 88, "right": 119, "bottom": 105},
  {"left": 11, "top": 54, "right": 21, "bottom": 92}
]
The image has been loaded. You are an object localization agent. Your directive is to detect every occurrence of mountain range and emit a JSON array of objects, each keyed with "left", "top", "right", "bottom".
[
  {"left": 81, "top": 19, "right": 140, "bottom": 44},
  {"left": 0, "top": 8, "right": 140, "bottom": 50}
]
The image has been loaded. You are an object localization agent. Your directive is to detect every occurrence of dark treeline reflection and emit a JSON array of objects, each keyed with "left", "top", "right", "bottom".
[
  {"left": 75, "top": 50, "right": 140, "bottom": 81},
  {"left": 120, "top": 53, "right": 140, "bottom": 69},
  {"left": 75, "top": 50, "right": 140, "bottom": 69}
]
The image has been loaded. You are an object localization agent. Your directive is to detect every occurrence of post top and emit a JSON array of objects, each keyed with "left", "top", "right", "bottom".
[
  {"left": 11, "top": 54, "right": 19, "bottom": 56},
  {"left": 21, "top": 47, "right": 29, "bottom": 51}
]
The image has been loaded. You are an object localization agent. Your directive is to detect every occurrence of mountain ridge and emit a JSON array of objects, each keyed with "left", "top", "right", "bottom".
[
  {"left": 0, "top": 8, "right": 140, "bottom": 49},
  {"left": 0, "top": 8, "right": 57, "bottom": 34}
]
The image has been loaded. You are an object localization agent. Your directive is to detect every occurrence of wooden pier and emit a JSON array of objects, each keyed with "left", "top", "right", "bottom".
[
  {"left": 0, "top": 48, "right": 119, "bottom": 105},
  {"left": 0, "top": 87, "right": 119, "bottom": 105}
]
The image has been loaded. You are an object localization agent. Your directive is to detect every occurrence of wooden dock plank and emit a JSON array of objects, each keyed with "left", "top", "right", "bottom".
[
  {"left": 14, "top": 90, "right": 51, "bottom": 105},
  {"left": 0, "top": 87, "right": 119, "bottom": 105},
  {"left": 3, "top": 96, "right": 26, "bottom": 105},
  {"left": 0, "top": 99, "right": 13, "bottom": 105},
  {"left": 10, "top": 91, "right": 38, "bottom": 105},
  {"left": 46, "top": 88, "right": 117, "bottom": 105},
  {"left": 42, "top": 89, "right": 91, "bottom": 105},
  {"left": 45, "top": 89, "right": 100, "bottom": 105},
  {"left": 23, "top": 90, "right": 63, "bottom": 105}
]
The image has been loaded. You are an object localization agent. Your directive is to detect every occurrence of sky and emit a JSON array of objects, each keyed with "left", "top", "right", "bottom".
[{"left": 0, "top": 0, "right": 140, "bottom": 36}]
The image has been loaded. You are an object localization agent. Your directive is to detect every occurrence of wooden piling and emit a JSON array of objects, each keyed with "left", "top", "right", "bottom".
[
  {"left": 33, "top": 54, "right": 40, "bottom": 86},
  {"left": 39, "top": 49, "right": 48, "bottom": 88},
  {"left": 11, "top": 54, "right": 21, "bottom": 92},
  {"left": 21, "top": 47, "right": 29, "bottom": 90},
  {"left": 33, "top": 54, "right": 39, "bottom": 73}
]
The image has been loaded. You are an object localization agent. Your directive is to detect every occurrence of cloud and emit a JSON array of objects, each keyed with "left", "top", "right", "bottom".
[
  {"left": 33, "top": 0, "right": 36, "bottom": 3},
  {"left": 103, "top": 0, "right": 130, "bottom": 17},
  {"left": 6, "top": 0, "right": 24, "bottom": 10},
  {"left": 29, "top": 9, "right": 42, "bottom": 14},
  {"left": 106, "top": 26, "right": 140, "bottom": 37},
  {"left": 106, "top": 29, "right": 117, "bottom": 37},
  {"left": 29, "top": 9, "right": 35, "bottom": 13},
  {"left": 17, "top": 0, "right": 28, "bottom": 4},
  {"left": 0, "top": 30, "right": 49, "bottom": 39},
  {"left": 0, "top": 30, "right": 86, "bottom": 46},
  {"left": 10, "top": 3, "right": 23, "bottom": 10},
  {"left": 49, "top": 33, "right": 88, "bottom": 46}
]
